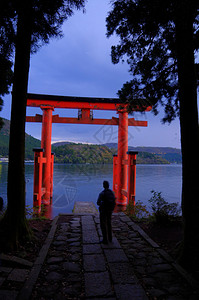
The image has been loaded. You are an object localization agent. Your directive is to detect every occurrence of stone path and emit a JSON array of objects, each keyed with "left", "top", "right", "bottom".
[
  {"left": 73, "top": 201, "right": 98, "bottom": 214},
  {"left": 0, "top": 211, "right": 199, "bottom": 299}
]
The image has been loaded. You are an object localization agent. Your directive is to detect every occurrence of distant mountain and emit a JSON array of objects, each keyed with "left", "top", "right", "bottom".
[
  {"left": 103, "top": 143, "right": 182, "bottom": 164},
  {"left": 0, "top": 118, "right": 41, "bottom": 160},
  {"left": 0, "top": 122, "right": 182, "bottom": 164},
  {"left": 52, "top": 143, "right": 170, "bottom": 164},
  {"left": 52, "top": 141, "right": 73, "bottom": 147}
]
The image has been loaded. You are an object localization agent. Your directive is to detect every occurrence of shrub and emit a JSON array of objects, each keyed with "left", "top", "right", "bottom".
[
  {"left": 125, "top": 200, "right": 150, "bottom": 220},
  {"left": 148, "top": 190, "right": 181, "bottom": 224}
]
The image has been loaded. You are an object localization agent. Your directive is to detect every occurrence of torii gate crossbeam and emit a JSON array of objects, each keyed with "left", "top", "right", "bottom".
[{"left": 26, "top": 93, "right": 151, "bottom": 212}]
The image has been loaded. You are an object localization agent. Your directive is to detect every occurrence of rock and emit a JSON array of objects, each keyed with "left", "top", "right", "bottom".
[
  {"left": 63, "top": 262, "right": 81, "bottom": 273},
  {"left": 56, "top": 235, "right": 67, "bottom": 241},
  {"left": 67, "top": 237, "right": 80, "bottom": 243},
  {"left": 142, "top": 277, "right": 157, "bottom": 287},
  {"left": 39, "top": 284, "right": 59, "bottom": 297},
  {"left": 67, "top": 273, "right": 82, "bottom": 283},
  {"left": 45, "top": 271, "right": 63, "bottom": 282},
  {"left": 53, "top": 241, "right": 65, "bottom": 247},
  {"left": 62, "top": 286, "right": 80, "bottom": 297},
  {"left": 69, "top": 242, "right": 81, "bottom": 247},
  {"left": 147, "top": 263, "right": 172, "bottom": 274},
  {"left": 148, "top": 288, "right": 166, "bottom": 298},
  {"left": 47, "top": 257, "right": 64, "bottom": 264},
  {"left": 70, "top": 247, "right": 81, "bottom": 254},
  {"left": 48, "top": 265, "right": 60, "bottom": 271},
  {"left": 70, "top": 254, "right": 81, "bottom": 262}
]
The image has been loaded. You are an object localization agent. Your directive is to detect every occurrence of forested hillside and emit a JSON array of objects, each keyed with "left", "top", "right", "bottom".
[
  {"left": 52, "top": 143, "right": 169, "bottom": 164},
  {"left": 0, "top": 118, "right": 40, "bottom": 159},
  {"left": 52, "top": 143, "right": 114, "bottom": 164},
  {"left": 104, "top": 143, "right": 182, "bottom": 164}
]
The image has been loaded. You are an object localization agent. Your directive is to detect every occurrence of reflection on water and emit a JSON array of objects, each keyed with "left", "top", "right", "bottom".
[{"left": 0, "top": 163, "right": 182, "bottom": 218}]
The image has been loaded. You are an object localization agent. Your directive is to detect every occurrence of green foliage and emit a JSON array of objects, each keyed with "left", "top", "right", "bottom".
[
  {"left": 26, "top": 204, "right": 48, "bottom": 220},
  {"left": 106, "top": 0, "right": 199, "bottom": 123},
  {"left": 125, "top": 200, "right": 150, "bottom": 220},
  {"left": 148, "top": 190, "right": 181, "bottom": 224}
]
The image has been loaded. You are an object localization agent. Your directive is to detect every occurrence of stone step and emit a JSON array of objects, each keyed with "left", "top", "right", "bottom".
[{"left": 73, "top": 201, "right": 98, "bottom": 214}]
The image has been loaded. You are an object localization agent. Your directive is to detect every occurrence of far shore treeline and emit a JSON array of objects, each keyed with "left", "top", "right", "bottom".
[{"left": 0, "top": 118, "right": 181, "bottom": 164}]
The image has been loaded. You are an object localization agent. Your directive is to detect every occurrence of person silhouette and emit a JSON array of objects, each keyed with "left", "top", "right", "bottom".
[{"left": 97, "top": 181, "right": 116, "bottom": 244}]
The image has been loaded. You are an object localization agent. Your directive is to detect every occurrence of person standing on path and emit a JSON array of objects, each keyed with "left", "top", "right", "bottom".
[{"left": 97, "top": 181, "right": 116, "bottom": 244}]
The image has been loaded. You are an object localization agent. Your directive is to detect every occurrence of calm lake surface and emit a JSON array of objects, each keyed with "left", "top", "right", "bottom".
[{"left": 0, "top": 163, "right": 182, "bottom": 218}]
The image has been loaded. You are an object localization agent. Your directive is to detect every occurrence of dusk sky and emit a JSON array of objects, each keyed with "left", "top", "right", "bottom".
[{"left": 1, "top": 0, "right": 181, "bottom": 148}]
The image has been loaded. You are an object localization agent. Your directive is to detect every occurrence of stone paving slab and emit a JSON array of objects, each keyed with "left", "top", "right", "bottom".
[
  {"left": 104, "top": 249, "right": 129, "bottom": 263},
  {"left": 109, "top": 262, "right": 138, "bottom": 284},
  {"left": 83, "top": 254, "right": 107, "bottom": 272},
  {"left": 114, "top": 284, "right": 149, "bottom": 300},
  {"left": 82, "top": 229, "right": 99, "bottom": 244},
  {"left": 73, "top": 201, "right": 98, "bottom": 214},
  {"left": 83, "top": 244, "right": 103, "bottom": 254},
  {"left": 101, "top": 237, "right": 121, "bottom": 249},
  {"left": 84, "top": 271, "right": 113, "bottom": 298}
]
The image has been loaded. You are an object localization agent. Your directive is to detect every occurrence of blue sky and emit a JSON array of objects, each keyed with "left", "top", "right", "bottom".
[{"left": 1, "top": 0, "right": 181, "bottom": 148}]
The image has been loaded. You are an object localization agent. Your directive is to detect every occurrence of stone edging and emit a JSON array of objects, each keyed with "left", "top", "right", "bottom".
[
  {"left": 0, "top": 254, "right": 33, "bottom": 268},
  {"left": 18, "top": 216, "right": 59, "bottom": 300},
  {"left": 119, "top": 212, "right": 199, "bottom": 290}
]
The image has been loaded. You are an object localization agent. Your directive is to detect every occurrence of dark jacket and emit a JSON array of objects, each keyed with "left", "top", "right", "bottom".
[{"left": 97, "top": 188, "right": 116, "bottom": 212}]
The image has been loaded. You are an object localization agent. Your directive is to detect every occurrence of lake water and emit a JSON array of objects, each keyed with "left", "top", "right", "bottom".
[{"left": 0, "top": 163, "right": 182, "bottom": 218}]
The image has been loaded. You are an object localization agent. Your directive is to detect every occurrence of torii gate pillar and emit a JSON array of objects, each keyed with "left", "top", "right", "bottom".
[
  {"left": 116, "top": 110, "right": 128, "bottom": 205},
  {"left": 41, "top": 105, "right": 54, "bottom": 204}
]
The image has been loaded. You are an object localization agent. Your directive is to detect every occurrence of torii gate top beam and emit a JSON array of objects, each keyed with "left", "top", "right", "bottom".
[{"left": 27, "top": 93, "right": 152, "bottom": 112}]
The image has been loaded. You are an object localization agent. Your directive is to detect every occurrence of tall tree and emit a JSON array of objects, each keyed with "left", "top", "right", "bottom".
[
  {"left": 1, "top": 0, "right": 86, "bottom": 249},
  {"left": 0, "top": 2, "right": 15, "bottom": 129},
  {"left": 106, "top": 0, "right": 199, "bottom": 273}
]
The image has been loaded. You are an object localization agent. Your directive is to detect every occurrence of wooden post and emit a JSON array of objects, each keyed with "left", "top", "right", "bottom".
[
  {"left": 50, "top": 152, "right": 54, "bottom": 202},
  {"left": 33, "top": 148, "right": 44, "bottom": 213},
  {"left": 127, "top": 151, "right": 138, "bottom": 207},
  {"left": 117, "top": 110, "right": 128, "bottom": 205},
  {"left": 41, "top": 105, "right": 54, "bottom": 205},
  {"left": 113, "top": 154, "right": 118, "bottom": 197}
]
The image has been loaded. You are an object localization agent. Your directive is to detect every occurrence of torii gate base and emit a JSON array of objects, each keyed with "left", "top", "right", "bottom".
[
  {"left": 33, "top": 148, "right": 54, "bottom": 214},
  {"left": 26, "top": 93, "right": 151, "bottom": 214},
  {"left": 113, "top": 151, "right": 138, "bottom": 208}
]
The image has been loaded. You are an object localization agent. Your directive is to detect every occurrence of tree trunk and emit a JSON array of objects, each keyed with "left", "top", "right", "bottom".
[
  {"left": 175, "top": 0, "right": 199, "bottom": 272},
  {"left": 1, "top": 2, "right": 33, "bottom": 249}
]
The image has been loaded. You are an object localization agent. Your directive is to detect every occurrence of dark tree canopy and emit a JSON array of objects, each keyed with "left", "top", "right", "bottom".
[
  {"left": 0, "top": 0, "right": 86, "bottom": 129},
  {"left": 106, "top": 0, "right": 199, "bottom": 122},
  {"left": 0, "top": 2, "right": 15, "bottom": 129}
]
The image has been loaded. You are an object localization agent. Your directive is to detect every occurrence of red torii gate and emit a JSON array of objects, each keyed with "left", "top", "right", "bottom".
[{"left": 26, "top": 93, "right": 151, "bottom": 212}]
